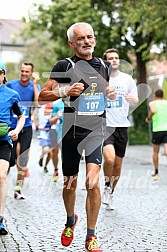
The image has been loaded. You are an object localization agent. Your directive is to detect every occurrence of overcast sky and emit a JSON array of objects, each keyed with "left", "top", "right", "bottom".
[{"left": 1, "top": 0, "right": 50, "bottom": 20}]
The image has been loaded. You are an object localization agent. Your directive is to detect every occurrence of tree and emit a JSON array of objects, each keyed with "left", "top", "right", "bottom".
[
  {"left": 110, "top": 0, "right": 166, "bottom": 82},
  {"left": 5, "top": 62, "right": 19, "bottom": 81},
  {"left": 27, "top": 0, "right": 167, "bottom": 79},
  {"left": 16, "top": 22, "right": 59, "bottom": 86},
  {"left": 109, "top": 0, "right": 167, "bottom": 136},
  {"left": 28, "top": 0, "right": 117, "bottom": 59}
]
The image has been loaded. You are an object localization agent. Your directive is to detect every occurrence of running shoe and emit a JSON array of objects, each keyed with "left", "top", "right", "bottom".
[
  {"left": 53, "top": 169, "right": 58, "bottom": 182},
  {"left": 14, "top": 190, "right": 25, "bottom": 200},
  {"left": 61, "top": 214, "right": 78, "bottom": 247},
  {"left": 43, "top": 166, "right": 48, "bottom": 173},
  {"left": 106, "top": 194, "right": 115, "bottom": 210},
  {"left": 0, "top": 218, "right": 8, "bottom": 235},
  {"left": 39, "top": 157, "right": 43, "bottom": 167},
  {"left": 85, "top": 236, "right": 103, "bottom": 252},
  {"left": 151, "top": 171, "right": 160, "bottom": 180},
  {"left": 102, "top": 186, "right": 111, "bottom": 205}
]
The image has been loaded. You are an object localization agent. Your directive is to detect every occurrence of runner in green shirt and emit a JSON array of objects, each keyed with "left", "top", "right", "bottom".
[{"left": 146, "top": 89, "right": 167, "bottom": 180}]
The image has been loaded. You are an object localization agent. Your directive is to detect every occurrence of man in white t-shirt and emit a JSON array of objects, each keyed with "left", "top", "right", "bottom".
[{"left": 102, "top": 48, "right": 139, "bottom": 209}]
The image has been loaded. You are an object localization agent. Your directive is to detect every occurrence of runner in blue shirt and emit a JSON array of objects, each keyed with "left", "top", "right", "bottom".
[
  {"left": 6, "top": 62, "right": 40, "bottom": 199},
  {"left": 0, "top": 62, "right": 25, "bottom": 235}
]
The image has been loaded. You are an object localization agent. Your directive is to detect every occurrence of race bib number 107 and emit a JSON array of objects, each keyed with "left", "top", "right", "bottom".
[{"left": 78, "top": 93, "right": 105, "bottom": 115}]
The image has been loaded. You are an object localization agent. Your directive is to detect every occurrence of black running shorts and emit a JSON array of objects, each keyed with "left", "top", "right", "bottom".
[
  {"left": 0, "top": 141, "right": 12, "bottom": 162},
  {"left": 152, "top": 131, "right": 167, "bottom": 145},
  {"left": 9, "top": 126, "right": 33, "bottom": 167},
  {"left": 62, "top": 135, "right": 103, "bottom": 176},
  {"left": 103, "top": 127, "right": 128, "bottom": 158}
]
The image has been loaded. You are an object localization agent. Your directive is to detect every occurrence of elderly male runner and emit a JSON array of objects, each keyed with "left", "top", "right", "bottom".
[{"left": 39, "top": 22, "right": 116, "bottom": 251}]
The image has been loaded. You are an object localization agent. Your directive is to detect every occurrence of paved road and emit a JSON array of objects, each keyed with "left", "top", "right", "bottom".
[{"left": 0, "top": 137, "right": 167, "bottom": 252}]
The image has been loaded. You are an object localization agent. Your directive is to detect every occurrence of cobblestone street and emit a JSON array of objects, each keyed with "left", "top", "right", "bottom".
[{"left": 0, "top": 138, "right": 167, "bottom": 252}]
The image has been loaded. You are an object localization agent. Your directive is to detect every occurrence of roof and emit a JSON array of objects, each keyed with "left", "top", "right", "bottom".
[{"left": 0, "top": 18, "right": 24, "bottom": 46}]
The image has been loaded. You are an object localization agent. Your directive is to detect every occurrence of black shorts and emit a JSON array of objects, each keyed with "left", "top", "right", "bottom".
[
  {"left": 152, "top": 131, "right": 167, "bottom": 145},
  {"left": 0, "top": 141, "right": 12, "bottom": 162},
  {"left": 62, "top": 135, "right": 103, "bottom": 176},
  {"left": 10, "top": 126, "right": 33, "bottom": 167},
  {"left": 103, "top": 127, "right": 128, "bottom": 158}
]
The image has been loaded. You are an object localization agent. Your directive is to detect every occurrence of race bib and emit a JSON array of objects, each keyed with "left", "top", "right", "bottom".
[
  {"left": 78, "top": 93, "right": 105, "bottom": 115},
  {"left": 13, "top": 106, "right": 30, "bottom": 118},
  {"left": 106, "top": 96, "right": 122, "bottom": 108}
]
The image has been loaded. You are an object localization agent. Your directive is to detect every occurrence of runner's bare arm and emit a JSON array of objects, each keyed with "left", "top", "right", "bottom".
[
  {"left": 145, "top": 101, "right": 156, "bottom": 122},
  {"left": 106, "top": 86, "right": 117, "bottom": 100},
  {"left": 39, "top": 79, "right": 84, "bottom": 105},
  {"left": 8, "top": 114, "right": 25, "bottom": 141},
  {"left": 38, "top": 79, "right": 60, "bottom": 105}
]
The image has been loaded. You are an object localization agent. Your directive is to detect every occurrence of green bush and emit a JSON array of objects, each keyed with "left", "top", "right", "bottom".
[{"left": 128, "top": 127, "right": 151, "bottom": 145}]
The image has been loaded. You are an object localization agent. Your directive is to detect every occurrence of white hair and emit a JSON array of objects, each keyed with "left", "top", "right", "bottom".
[{"left": 67, "top": 22, "right": 94, "bottom": 41}]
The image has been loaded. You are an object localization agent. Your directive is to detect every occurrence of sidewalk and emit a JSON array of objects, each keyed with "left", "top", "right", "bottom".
[{"left": 0, "top": 139, "right": 167, "bottom": 252}]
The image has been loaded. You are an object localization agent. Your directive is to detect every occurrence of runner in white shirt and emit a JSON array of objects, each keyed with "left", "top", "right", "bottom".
[
  {"left": 37, "top": 103, "right": 62, "bottom": 180},
  {"left": 102, "top": 48, "right": 139, "bottom": 210}
]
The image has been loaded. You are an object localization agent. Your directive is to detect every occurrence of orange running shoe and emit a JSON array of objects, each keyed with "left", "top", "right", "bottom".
[
  {"left": 85, "top": 236, "right": 103, "bottom": 252},
  {"left": 61, "top": 214, "right": 78, "bottom": 246}
]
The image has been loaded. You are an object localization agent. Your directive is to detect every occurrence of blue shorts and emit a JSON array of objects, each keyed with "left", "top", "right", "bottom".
[
  {"left": 39, "top": 129, "right": 58, "bottom": 148},
  {"left": 39, "top": 138, "right": 51, "bottom": 148}
]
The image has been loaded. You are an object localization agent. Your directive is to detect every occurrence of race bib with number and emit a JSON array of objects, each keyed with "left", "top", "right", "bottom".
[
  {"left": 13, "top": 106, "right": 30, "bottom": 118},
  {"left": 78, "top": 93, "right": 105, "bottom": 115},
  {"left": 106, "top": 96, "right": 122, "bottom": 109}
]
